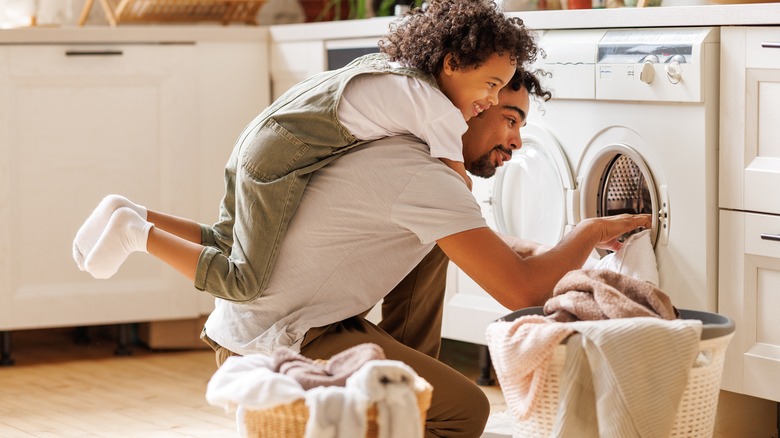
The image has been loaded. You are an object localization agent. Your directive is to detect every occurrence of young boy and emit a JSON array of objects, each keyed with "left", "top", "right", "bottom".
[{"left": 72, "top": 0, "right": 541, "bottom": 303}]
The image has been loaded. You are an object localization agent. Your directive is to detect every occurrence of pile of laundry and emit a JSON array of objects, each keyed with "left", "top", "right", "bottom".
[
  {"left": 486, "top": 229, "right": 703, "bottom": 438},
  {"left": 206, "top": 343, "right": 430, "bottom": 438}
]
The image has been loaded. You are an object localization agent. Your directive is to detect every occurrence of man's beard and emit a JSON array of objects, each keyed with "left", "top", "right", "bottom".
[{"left": 468, "top": 145, "right": 512, "bottom": 179}]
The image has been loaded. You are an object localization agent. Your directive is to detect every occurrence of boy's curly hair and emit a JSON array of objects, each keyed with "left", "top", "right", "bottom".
[{"left": 379, "top": 0, "right": 538, "bottom": 78}]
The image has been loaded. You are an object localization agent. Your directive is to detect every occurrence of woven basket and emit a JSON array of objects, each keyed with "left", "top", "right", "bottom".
[
  {"left": 498, "top": 308, "right": 735, "bottom": 438},
  {"left": 242, "top": 381, "right": 433, "bottom": 437},
  {"left": 79, "top": 0, "right": 265, "bottom": 26}
]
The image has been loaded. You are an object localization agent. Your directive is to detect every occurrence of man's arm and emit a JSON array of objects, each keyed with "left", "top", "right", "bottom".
[
  {"left": 498, "top": 234, "right": 550, "bottom": 258},
  {"left": 437, "top": 214, "right": 651, "bottom": 310}
]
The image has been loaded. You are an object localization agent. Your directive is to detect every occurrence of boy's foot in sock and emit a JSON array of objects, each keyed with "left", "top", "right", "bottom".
[
  {"left": 73, "top": 195, "right": 146, "bottom": 271},
  {"left": 84, "top": 207, "right": 153, "bottom": 279}
]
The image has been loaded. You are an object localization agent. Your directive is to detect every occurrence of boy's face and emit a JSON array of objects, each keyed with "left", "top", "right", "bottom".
[
  {"left": 462, "top": 84, "right": 530, "bottom": 178},
  {"left": 439, "top": 53, "right": 517, "bottom": 121}
]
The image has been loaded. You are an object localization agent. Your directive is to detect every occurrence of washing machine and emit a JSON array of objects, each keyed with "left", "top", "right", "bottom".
[{"left": 441, "top": 27, "right": 720, "bottom": 346}]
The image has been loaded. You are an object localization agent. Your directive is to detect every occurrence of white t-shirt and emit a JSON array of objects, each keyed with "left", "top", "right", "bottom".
[
  {"left": 338, "top": 73, "right": 468, "bottom": 162},
  {"left": 204, "top": 135, "right": 487, "bottom": 356}
]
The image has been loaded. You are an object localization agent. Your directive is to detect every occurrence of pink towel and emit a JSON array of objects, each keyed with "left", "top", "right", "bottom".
[
  {"left": 273, "top": 343, "right": 386, "bottom": 390},
  {"left": 544, "top": 269, "right": 678, "bottom": 323},
  {"left": 485, "top": 315, "right": 574, "bottom": 420}
]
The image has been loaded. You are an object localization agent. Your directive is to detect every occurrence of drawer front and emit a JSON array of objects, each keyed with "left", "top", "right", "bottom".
[
  {"left": 9, "top": 44, "right": 195, "bottom": 78},
  {"left": 745, "top": 212, "right": 780, "bottom": 258},
  {"left": 720, "top": 27, "right": 780, "bottom": 214},
  {"left": 719, "top": 210, "right": 780, "bottom": 401},
  {"left": 746, "top": 27, "right": 780, "bottom": 70}
]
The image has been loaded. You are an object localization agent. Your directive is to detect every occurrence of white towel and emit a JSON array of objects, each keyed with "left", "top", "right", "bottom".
[
  {"left": 346, "top": 360, "right": 425, "bottom": 438},
  {"left": 553, "top": 318, "right": 702, "bottom": 438},
  {"left": 594, "top": 229, "right": 659, "bottom": 286},
  {"left": 304, "top": 385, "right": 367, "bottom": 438},
  {"left": 205, "top": 354, "right": 305, "bottom": 413}
]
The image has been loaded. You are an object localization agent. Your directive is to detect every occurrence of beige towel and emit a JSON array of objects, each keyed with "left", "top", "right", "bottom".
[
  {"left": 553, "top": 318, "right": 702, "bottom": 438},
  {"left": 274, "top": 343, "right": 386, "bottom": 390},
  {"left": 544, "top": 269, "right": 678, "bottom": 322}
]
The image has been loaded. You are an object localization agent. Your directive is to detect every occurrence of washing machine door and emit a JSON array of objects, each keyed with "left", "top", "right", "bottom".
[
  {"left": 491, "top": 124, "right": 575, "bottom": 247},
  {"left": 576, "top": 141, "right": 664, "bottom": 249}
]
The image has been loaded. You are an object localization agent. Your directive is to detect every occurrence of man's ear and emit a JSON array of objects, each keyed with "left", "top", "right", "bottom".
[{"left": 442, "top": 53, "right": 457, "bottom": 76}]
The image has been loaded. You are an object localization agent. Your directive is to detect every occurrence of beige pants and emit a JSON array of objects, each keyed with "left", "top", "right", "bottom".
[{"left": 202, "top": 246, "right": 490, "bottom": 438}]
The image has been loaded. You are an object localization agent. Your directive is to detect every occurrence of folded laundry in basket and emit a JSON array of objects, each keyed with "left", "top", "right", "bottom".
[
  {"left": 206, "top": 351, "right": 427, "bottom": 438},
  {"left": 274, "top": 342, "right": 386, "bottom": 390},
  {"left": 544, "top": 269, "right": 678, "bottom": 323}
]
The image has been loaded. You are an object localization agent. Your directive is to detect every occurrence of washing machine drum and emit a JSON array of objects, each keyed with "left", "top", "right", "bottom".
[
  {"left": 491, "top": 136, "right": 659, "bottom": 249},
  {"left": 598, "top": 154, "right": 654, "bottom": 217},
  {"left": 581, "top": 144, "right": 661, "bottom": 247}
]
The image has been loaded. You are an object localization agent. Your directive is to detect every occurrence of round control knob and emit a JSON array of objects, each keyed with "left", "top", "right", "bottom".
[
  {"left": 665, "top": 61, "right": 682, "bottom": 84},
  {"left": 640, "top": 61, "right": 655, "bottom": 84}
]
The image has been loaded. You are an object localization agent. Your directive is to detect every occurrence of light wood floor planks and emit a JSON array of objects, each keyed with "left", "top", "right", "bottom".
[
  {"left": 0, "top": 327, "right": 235, "bottom": 438},
  {"left": 0, "top": 327, "right": 505, "bottom": 437}
]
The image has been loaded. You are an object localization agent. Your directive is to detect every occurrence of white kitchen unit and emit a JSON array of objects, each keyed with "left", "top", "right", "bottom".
[
  {"left": 267, "top": 17, "right": 392, "bottom": 100},
  {"left": 0, "top": 29, "right": 269, "bottom": 334},
  {"left": 719, "top": 26, "right": 780, "bottom": 403}
]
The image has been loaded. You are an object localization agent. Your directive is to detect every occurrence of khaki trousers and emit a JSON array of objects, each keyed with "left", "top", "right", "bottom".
[{"left": 203, "top": 246, "right": 489, "bottom": 438}]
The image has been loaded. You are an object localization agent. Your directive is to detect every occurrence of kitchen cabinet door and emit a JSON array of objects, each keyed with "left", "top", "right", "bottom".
[
  {"left": 719, "top": 210, "right": 780, "bottom": 402},
  {"left": 720, "top": 27, "right": 780, "bottom": 214},
  {"left": 0, "top": 43, "right": 201, "bottom": 330}
]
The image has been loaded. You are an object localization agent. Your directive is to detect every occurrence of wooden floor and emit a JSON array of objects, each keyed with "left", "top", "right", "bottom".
[{"left": 0, "top": 326, "right": 505, "bottom": 437}]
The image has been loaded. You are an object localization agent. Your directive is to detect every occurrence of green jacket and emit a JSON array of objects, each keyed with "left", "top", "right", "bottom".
[{"left": 195, "top": 53, "right": 439, "bottom": 301}]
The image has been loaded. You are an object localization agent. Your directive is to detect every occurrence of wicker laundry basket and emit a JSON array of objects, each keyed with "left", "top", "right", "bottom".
[
  {"left": 241, "top": 380, "right": 433, "bottom": 437},
  {"left": 495, "top": 308, "right": 735, "bottom": 438}
]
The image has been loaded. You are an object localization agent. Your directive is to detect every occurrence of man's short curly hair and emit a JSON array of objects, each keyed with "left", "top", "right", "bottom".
[
  {"left": 379, "top": 0, "right": 538, "bottom": 78},
  {"left": 506, "top": 69, "right": 552, "bottom": 102}
]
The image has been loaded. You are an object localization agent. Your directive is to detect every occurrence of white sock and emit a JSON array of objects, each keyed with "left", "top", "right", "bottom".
[
  {"left": 73, "top": 195, "right": 147, "bottom": 271},
  {"left": 84, "top": 207, "right": 153, "bottom": 279}
]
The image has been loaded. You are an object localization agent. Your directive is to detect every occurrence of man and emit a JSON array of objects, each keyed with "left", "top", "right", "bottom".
[{"left": 200, "top": 70, "right": 650, "bottom": 437}]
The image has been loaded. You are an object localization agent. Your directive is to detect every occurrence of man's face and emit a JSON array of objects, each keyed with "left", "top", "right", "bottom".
[{"left": 461, "top": 84, "right": 530, "bottom": 178}]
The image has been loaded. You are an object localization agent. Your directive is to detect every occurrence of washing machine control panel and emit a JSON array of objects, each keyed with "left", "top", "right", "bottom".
[
  {"left": 538, "top": 27, "right": 718, "bottom": 103},
  {"left": 595, "top": 28, "right": 717, "bottom": 103}
]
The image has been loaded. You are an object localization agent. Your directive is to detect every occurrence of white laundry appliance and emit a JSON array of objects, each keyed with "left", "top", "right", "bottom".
[{"left": 441, "top": 27, "right": 720, "bottom": 347}]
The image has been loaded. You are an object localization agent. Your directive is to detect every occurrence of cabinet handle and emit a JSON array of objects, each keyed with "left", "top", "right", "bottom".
[
  {"left": 761, "top": 42, "right": 780, "bottom": 49},
  {"left": 65, "top": 50, "right": 124, "bottom": 57},
  {"left": 760, "top": 233, "right": 780, "bottom": 242}
]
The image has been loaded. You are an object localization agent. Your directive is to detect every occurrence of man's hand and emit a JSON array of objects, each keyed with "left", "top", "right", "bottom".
[{"left": 579, "top": 214, "right": 653, "bottom": 252}]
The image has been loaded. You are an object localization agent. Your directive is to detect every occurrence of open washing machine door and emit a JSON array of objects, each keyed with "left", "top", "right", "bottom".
[
  {"left": 575, "top": 130, "right": 669, "bottom": 251},
  {"left": 490, "top": 123, "right": 575, "bottom": 248}
]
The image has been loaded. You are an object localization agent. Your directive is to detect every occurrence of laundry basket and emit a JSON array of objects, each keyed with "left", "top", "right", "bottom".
[
  {"left": 240, "top": 379, "right": 433, "bottom": 437},
  {"left": 494, "top": 308, "right": 734, "bottom": 438}
]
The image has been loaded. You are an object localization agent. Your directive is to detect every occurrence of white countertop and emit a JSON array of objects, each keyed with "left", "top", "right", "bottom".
[{"left": 268, "top": 3, "right": 780, "bottom": 42}]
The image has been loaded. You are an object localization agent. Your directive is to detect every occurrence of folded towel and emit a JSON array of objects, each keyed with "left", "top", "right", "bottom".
[
  {"left": 274, "top": 343, "right": 386, "bottom": 390},
  {"left": 593, "top": 229, "right": 659, "bottom": 286},
  {"left": 544, "top": 269, "right": 678, "bottom": 322}
]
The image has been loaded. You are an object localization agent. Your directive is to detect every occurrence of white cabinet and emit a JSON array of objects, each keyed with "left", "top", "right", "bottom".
[
  {"left": 0, "top": 38, "right": 269, "bottom": 331},
  {"left": 719, "top": 26, "right": 780, "bottom": 402},
  {"left": 270, "top": 40, "right": 325, "bottom": 100}
]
